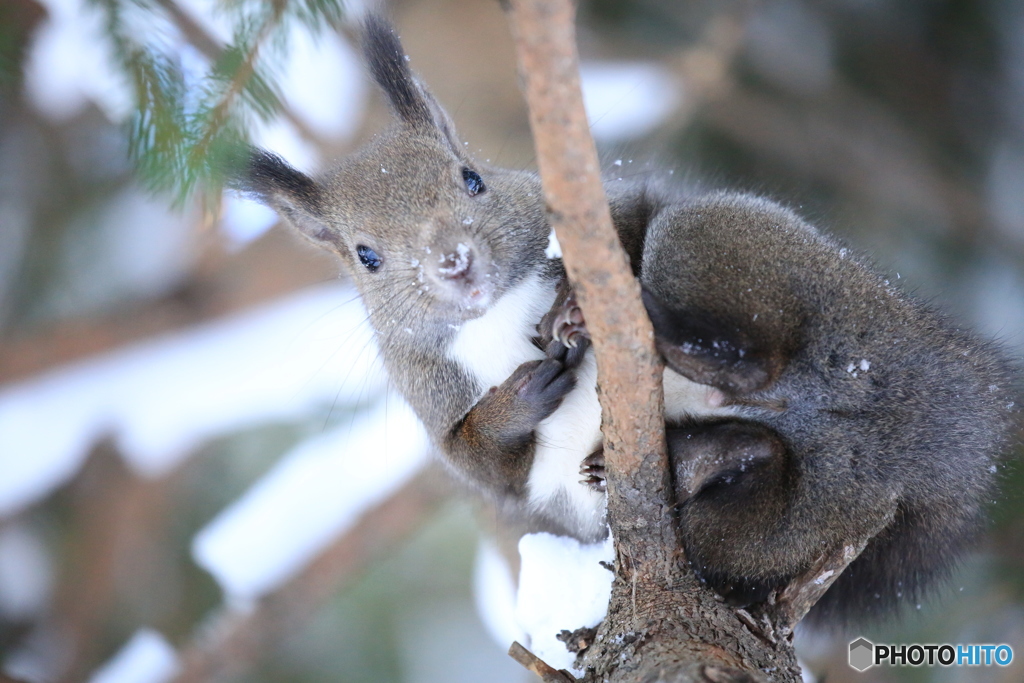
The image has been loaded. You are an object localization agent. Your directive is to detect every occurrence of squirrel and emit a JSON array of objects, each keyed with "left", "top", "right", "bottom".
[{"left": 234, "top": 16, "right": 1016, "bottom": 625}]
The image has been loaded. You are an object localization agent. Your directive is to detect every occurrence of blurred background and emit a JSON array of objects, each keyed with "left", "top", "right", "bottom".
[{"left": 0, "top": 0, "right": 1023, "bottom": 681}]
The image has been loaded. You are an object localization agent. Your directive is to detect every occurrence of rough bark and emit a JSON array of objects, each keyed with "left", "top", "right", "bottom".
[
  {"left": 506, "top": 0, "right": 670, "bottom": 571},
  {"left": 505, "top": 2, "right": 806, "bottom": 680}
]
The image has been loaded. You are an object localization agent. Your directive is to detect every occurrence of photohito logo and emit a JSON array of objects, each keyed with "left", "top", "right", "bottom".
[{"left": 849, "top": 637, "right": 1014, "bottom": 671}]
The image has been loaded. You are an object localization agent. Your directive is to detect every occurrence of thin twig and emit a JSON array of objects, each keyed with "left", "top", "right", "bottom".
[
  {"left": 153, "top": 0, "right": 324, "bottom": 147},
  {"left": 186, "top": 0, "right": 287, "bottom": 169},
  {"left": 508, "top": 641, "right": 577, "bottom": 683},
  {"left": 762, "top": 504, "right": 898, "bottom": 635}
]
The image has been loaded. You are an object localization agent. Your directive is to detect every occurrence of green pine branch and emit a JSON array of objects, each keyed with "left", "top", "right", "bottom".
[{"left": 90, "top": 0, "right": 346, "bottom": 204}]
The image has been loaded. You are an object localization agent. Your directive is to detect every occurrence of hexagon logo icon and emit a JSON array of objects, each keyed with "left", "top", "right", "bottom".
[{"left": 849, "top": 637, "right": 875, "bottom": 671}]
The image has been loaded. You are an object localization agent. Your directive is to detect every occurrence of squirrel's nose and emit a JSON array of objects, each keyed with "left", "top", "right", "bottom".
[
  {"left": 423, "top": 235, "right": 494, "bottom": 309},
  {"left": 435, "top": 242, "right": 473, "bottom": 281}
]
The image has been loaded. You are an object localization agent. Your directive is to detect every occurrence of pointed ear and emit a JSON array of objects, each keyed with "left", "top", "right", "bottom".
[
  {"left": 420, "top": 88, "right": 464, "bottom": 151},
  {"left": 361, "top": 15, "right": 444, "bottom": 131},
  {"left": 232, "top": 148, "right": 337, "bottom": 246}
]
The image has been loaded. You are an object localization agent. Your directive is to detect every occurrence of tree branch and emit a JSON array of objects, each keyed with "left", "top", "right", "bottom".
[
  {"left": 169, "top": 464, "right": 450, "bottom": 683},
  {"left": 505, "top": 2, "right": 804, "bottom": 681},
  {"left": 508, "top": 641, "right": 577, "bottom": 683},
  {"left": 0, "top": 227, "right": 335, "bottom": 384},
  {"left": 53, "top": 440, "right": 181, "bottom": 683},
  {"left": 152, "top": 0, "right": 325, "bottom": 149},
  {"left": 506, "top": 0, "right": 670, "bottom": 565},
  {"left": 760, "top": 504, "right": 897, "bottom": 637}
]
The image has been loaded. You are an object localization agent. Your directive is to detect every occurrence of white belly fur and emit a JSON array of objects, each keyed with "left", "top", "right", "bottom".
[
  {"left": 449, "top": 273, "right": 737, "bottom": 540},
  {"left": 449, "top": 274, "right": 552, "bottom": 389}
]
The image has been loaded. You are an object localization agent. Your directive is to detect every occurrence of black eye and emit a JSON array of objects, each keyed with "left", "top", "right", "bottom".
[
  {"left": 462, "top": 168, "right": 485, "bottom": 196},
  {"left": 356, "top": 245, "right": 382, "bottom": 272}
]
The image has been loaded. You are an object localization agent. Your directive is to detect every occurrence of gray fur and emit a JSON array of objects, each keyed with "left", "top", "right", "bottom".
[
  {"left": 235, "top": 18, "right": 1016, "bottom": 626},
  {"left": 642, "top": 194, "right": 1014, "bottom": 624}
]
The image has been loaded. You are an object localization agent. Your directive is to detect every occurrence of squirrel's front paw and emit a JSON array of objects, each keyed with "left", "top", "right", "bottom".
[
  {"left": 507, "top": 357, "right": 577, "bottom": 424},
  {"left": 580, "top": 447, "right": 606, "bottom": 492},
  {"left": 551, "top": 293, "right": 590, "bottom": 349}
]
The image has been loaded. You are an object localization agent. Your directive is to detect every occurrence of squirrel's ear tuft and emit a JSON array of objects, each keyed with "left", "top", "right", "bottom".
[
  {"left": 232, "top": 148, "right": 317, "bottom": 199},
  {"left": 361, "top": 15, "right": 434, "bottom": 128},
  {"left": 229, "top": 148, "right": 336, "bottom": 246}
]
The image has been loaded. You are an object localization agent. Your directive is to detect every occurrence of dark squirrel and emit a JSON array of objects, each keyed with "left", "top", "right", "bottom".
[{"left": 234, "top": 16, "right": 1016, "bottom": 625}]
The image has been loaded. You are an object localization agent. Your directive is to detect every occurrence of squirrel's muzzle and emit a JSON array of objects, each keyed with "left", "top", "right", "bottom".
[{"left": 424, "top": 235, "right": 495, "bottom": 311}]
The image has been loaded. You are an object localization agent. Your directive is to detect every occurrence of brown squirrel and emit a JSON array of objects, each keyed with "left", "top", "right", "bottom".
[{"left": 234, "top": 16, "right": 1016, "bottom": 625}]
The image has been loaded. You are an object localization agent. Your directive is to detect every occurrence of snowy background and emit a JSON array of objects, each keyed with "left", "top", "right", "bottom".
[{"left": 1, "top": 0, "right": 1023, "bottom": 682}]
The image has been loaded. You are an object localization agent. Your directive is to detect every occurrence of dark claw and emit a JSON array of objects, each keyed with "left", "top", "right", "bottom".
[
  {"left": 580, "top": 448, "right": 605, "bottom": 492},
  {"left": 547, "top": 336, "right": 589, "bottom": 369},
  {"left": 552, "top": 294, "right": 590, "bottom": 348},
  {"left": 581, "top": 449, "right": 604, "bottom": 470}
]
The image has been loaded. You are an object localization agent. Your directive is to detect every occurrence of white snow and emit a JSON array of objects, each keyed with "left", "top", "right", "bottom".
[
  {"left": 515, "top": 532, "right": 614, "bottom": 674},
  {"left": 545, "top": 228, "right": 563, "bottom": 259},
  {"left": 438, "top": 243, "right": 472, "bottom": 277},
  {"left": 278, "top": 26, "right": 367, "bottom": 142},
  {"left": 24, "top": 0, "right": 367, "bottom": 133},
  {"left": 88, "top": 629, "right": 179, "bottom": 683},
  {"left": 0, "top": 525, "right": 52, "bottom": 620},
  {"left": 472, "top": 538, "right": 526, "bottom": 649},
  {"left": 473, "top": 530, "right": 618, "bottom": 672},
  {"left": 220, "top": 195, "right": 280, "bottom": 247},
  {"left": 23, "top": 0, "right": 133, "bottom": 122},
  {"left": 191, "top": 396, "right": 428, "bottom": 601},
  {"left": 580, "top": 62, "right": 682, "bottom": 142},
  {"left": 0, "top": 283, "right": 383, "bottom": 518}
]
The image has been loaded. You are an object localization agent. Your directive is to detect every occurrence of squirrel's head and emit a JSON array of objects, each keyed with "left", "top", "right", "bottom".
[{"left": 238, "top": 16, "right": 549, "bottom": 336}]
